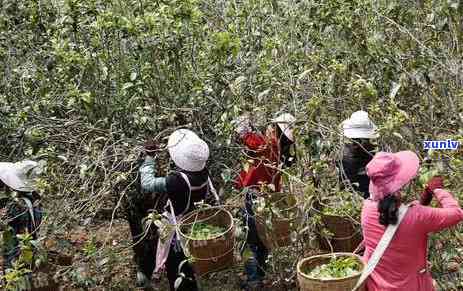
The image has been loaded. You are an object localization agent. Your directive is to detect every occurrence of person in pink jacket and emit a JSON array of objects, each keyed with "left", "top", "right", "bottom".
[{"left": 361, "top": 151, "right": 463, "bottom": 291}]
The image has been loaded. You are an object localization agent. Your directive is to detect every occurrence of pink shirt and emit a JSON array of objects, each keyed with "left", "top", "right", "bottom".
[{"left": 361, "top": 189, "right": 463, "bottom": 291}]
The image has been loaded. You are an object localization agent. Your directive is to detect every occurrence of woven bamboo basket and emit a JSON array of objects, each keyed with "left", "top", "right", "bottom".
[
  {"left": 297, "top": 252, "right": 365, "bottom": 291},
  {"left": 178, "top": 207, "right": 235, "bottom": 276},
  {"left": 255, "top": 192, "right": 301, "bottom": 250},
  {"left": 319, "top": 214, "right": 362, "bottom": 252}
]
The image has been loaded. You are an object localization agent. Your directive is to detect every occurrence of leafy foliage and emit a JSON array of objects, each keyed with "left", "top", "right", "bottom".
[{"left": 0, "top": 0, "right": 462, "bottom": 289}]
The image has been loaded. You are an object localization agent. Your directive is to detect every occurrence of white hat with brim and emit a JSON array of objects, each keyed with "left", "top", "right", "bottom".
[
  {"left": 232, "top": 115, "right": 252, "bottom": 136},
  {"left": 0, "top": 160, "right": 39, "bottom": 192},
  {"left": 167, "top": 129, "right": 209, "bottom": 172},
  {"left": 271, "top": 113, "right": 296, "bottom": 142},
  {"left": 342, "top": 110, "right": 378, "bottom": 139}
]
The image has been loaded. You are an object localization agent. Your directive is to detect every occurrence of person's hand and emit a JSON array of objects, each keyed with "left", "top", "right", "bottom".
[
  {"left": 420, "top": 176, "right": 444, "bottom": 206},
  {"left": 426, "top": 176, "right": 444, "bottom": 192},
  {"left": 143, "top": 140, "right": 158, "bottom": 155},
  {"left": 420, "top": 188, "right": 433, "bottom": 206}
]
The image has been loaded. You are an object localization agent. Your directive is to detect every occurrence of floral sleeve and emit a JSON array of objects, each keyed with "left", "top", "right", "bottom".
[{"left": 139, "top": 156, "right": 167, "bottom": 195}]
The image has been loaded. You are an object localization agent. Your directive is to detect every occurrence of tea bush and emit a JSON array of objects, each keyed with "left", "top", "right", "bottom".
[{"left": 0, "top": 0, "right": 462, "bottom": 289}]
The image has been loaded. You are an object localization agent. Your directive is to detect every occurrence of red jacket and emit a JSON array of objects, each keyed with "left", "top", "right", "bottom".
[{"left": 235, "top": 132, "right": 281, "bottom": 191}]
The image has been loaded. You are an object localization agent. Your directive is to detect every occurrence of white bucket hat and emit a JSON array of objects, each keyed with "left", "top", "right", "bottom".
[
  {"left": 232, "top": 114, "right": 252, "bottom": 136},
  {"left": 342, "top": 110, "right": 378, "bottom": 139},
  {"left": 167, "top": 129, "right": 209, "bottom": 172},
  {"left": 271, "top": 113, "right": 296, "bottom": 142},
  {"left": 0, "top": 160, "right": 41, "bottom": 192}
]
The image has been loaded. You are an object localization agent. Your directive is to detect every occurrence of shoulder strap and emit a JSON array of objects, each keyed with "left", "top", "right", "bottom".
[
  {"left": 352, "top": 204, "right": 410, "bottom": 291},
  {"left": 21, "top": 197, "right": 36, "bottom": 230},
  {"left": 178, "top": 172, "right": 192, "bottom": 216},
  {"left": 208, "top": 177, "right": 220, "bottom": 202},
  {"left": 189, "top": 180, "right": 209, "bottom": 191}
]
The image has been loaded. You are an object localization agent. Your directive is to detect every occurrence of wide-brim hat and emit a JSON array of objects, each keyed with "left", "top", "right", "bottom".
[
  {"left": 167, "top": 129, "right": 209, "bottom": 172},
  {"left": 0, "top": 160, "right": 39, "bottom": 192},
  {"left": 271, "top": 113, "right": 296, "bottom": 142},
  {"left": 232, "top": 114, "right": 252, "bottom": 136},
  {"left": 367, "top": 151, "right": 420, "bottom": 201},
  {"left": 342, "top": 110, "right": 378, "bottom": 139}
]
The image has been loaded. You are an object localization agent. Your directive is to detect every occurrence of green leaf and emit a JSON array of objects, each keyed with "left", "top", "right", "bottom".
[
  {"left": 80, "top": 92, "right": 93, "bottom": 105},
  {"left": 122, "top": 82, "right": 134, "bottom": 90}
]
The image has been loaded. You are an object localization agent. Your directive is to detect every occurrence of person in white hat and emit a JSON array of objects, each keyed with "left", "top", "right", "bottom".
[
  {"left": 231, "top": 113, "right": 297, "bottom": 290},
  {"left": 0, "top": 160, "right": 43, "bottom": 280},
  {"left": 232, "top": 112, "right": 297, "bottom": 192},
  {"left": 339, "top": 110, "right": 378, "bottom": 198},
  {"left": 133, "top": 129, "right": 218, "bottom": 291},
  {"left": 269, "top": 113, "right": 297, "bottom": 168}
]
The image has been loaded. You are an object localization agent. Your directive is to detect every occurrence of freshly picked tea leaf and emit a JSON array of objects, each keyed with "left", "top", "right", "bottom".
[
  {"left": 188, "top": 223, "right": 226, "bottom": 240},
  {"left": 303, "top": 256, "right": 361, "bottom": 279}
]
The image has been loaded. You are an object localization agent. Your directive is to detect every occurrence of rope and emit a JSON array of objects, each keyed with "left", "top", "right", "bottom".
[{"left": 179, "top": 208, "right": 224, "bottom": 227}]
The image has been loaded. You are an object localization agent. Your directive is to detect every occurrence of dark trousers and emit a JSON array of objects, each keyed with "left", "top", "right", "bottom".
[
  {"left": 126, "top": 187, "right": 165, "bottom": 280},
  {"left": 243, "top": 190, "right": 269, "bottom": 283},
  {"left": 165, "top": 240, "right": 198, "bottom": 291},
  {"left": 127, "top": 216, "right": 158, "bottom": 279},
  {"left": 2, "top": 202, "right": 42, "bottom": 270}
]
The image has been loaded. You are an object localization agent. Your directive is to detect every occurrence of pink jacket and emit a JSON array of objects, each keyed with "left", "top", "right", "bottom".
[{"left": 361, "top": 189, "right": 463, "bottom": 291}]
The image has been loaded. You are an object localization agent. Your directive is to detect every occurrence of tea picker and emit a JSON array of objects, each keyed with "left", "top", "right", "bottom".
[
  {"left": 136, "top": 129, "right": 219, "bottom": 291},
  {"left": 0, "top": 160, "right": 44, "bottom": 288},
  {"left": 234, "top": 113, "right": 297, "bottom": 191},
  {"left": 338, "top": 110, "right": 378, "bottom": 199},
  {"left": 128, "top": 126, "right": 189, "bottom": 288},
  {"left": 233, "top": 113, "right": 296, "bottom": 290},
  {"left": 354, "top": 151, "right": 463, "bottom": 290}
]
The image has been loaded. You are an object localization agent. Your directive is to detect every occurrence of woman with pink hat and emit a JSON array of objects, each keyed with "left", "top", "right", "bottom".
[{"left": 358, "top": 151, "right": 463, "bottom": 290}]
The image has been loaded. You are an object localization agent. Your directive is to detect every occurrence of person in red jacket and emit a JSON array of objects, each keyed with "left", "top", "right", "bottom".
[
  {"left": 234, "top": 113, "right": 296, "bottom": 191},
  {"left": 234, "top": 131, "right": 280, "bottom": 191},
  {"left": 233, "top": 113, "right": 296, "bottom": 290}
]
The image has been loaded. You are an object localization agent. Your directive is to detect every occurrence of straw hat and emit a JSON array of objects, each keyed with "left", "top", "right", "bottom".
[
  {"left": 366, "top": 151, "right": 420, "bottom": 201},
  {"left": 0, "top": 160, "right": 41, "bottom": 192},
  {"left": 271, "top": 113, "right": 296, "bottom": 142},
  {"left": 167, "top": 129, "right": 209, "bottom": 172},
  {"left": 342, "top": 111, "right": 378, "bottom": 139}
]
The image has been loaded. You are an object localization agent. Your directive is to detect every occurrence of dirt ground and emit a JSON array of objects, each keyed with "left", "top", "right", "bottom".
[
  {"left": 9, "top": 219, "right": 279, "bottom": 291},
  {"left": 3, "top": 218, "right": 459, "bottom": 290}
]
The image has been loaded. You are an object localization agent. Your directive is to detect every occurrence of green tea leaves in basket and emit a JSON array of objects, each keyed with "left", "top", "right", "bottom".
[
  {"left": 188, "top": 223, "right": 226, "bottom": 240},
  {"left": 304, "top": 256, "right": 361, "bottom": 279}
]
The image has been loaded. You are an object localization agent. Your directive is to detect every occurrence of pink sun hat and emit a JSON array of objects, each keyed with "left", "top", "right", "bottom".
[{"left": 366, "top": 151, "right": 420, "bottom": 201}]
